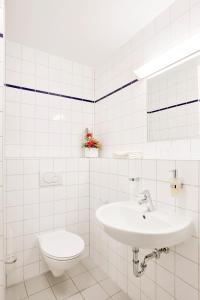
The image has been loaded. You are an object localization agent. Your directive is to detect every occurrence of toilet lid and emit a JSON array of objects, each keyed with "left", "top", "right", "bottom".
[{"left": 38, "top": 230, "right": 85, "bottom": 260}]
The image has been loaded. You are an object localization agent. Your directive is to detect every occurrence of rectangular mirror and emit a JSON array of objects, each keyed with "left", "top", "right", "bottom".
[{"left": 147, "top": 55, "right": 200, "bottom": 141}]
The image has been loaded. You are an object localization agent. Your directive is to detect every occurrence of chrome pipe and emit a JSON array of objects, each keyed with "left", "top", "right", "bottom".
[
  {"left": 132, "top": 247, "right": 169, "bottom": 277},
  {"left": 132, "top": 248, "right": 146, "bottom": 277}
]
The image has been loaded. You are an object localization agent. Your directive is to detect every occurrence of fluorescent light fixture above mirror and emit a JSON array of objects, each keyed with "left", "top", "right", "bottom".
[{"left": 134, "top": 34, "right": 200, "bottom": 79}]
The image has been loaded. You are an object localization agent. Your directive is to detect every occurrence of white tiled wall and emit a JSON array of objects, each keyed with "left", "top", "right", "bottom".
[
  {"left": 95, "top": 80, "right": 147, "bottom": 158},
  {"left": 5, "top": 41, "right": 94, "bottom": 158},
  {"left": 0, "top": 0, "right": 4, "bottom": 299},
  {"left": 90, "top": 158, "right": 200, "bottom": 300},
  {"left": 95, "top": 0, "right": 200, "bottom": 160},
  {"left": 4, "top": 42, "right": 94, "bottom": 286},
  {"left": 91, "top": 1, "right": 200, "bottom": 300},
  {"left": 5, "top": 158, "right": 90, "bottom": 286}
]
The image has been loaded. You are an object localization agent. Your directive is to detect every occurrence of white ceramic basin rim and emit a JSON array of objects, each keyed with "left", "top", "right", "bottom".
[{"left": 96, "top": 201, "right": 193, "bottom": 248}]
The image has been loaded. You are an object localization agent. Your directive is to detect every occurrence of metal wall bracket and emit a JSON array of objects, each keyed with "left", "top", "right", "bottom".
[
  {"left": 129, "top": 177, "right": 140, "bottom": 182},
  {"left": 5, "top": 255, "right": 17, "bottom": 264}
]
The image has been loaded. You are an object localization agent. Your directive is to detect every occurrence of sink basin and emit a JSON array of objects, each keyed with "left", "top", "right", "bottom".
[{"left": 96, "top": 201, "right": 193, "bottom": 248}]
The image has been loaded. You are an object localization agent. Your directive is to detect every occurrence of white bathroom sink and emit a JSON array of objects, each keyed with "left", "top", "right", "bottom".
[{"left": 96, "top": 201, "right": 193, "bottom": 248}]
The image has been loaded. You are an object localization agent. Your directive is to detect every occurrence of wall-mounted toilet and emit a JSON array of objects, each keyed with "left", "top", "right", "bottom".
[{"left": 38, "top": 230, "right": 85, "bottom": 277}]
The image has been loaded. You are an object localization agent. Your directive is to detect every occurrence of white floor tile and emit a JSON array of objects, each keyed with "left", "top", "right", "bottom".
[
  {"left": 66, "top": 293, "right": 84, "bottom": 300},
  {"left": 72, "top": 272, "right": 96, "bottom": 291},
  {"left": 81, "top": 283, "right": 109, "bottom": 300},
  {"left": 100, "top": 278, "right": 121, "bottom": 296},
  {"left": 156, "top": 286, "right": 174, "bottom": 300},
  {"left": 89, "top": 267, "right": 108, "bottom": 281},
  {"left": 141, "top": 292, "right": 150, "bottom": 300},
  {"left": 6, "top": 263, "right": 122, "bottom": 300},
  {"left": 29, "top": 288, "right": 56, "bottom": 300},
  {"left": 112, "top": 291, "right": 131, "bottom": 300},
  {"left": 6, "top": 282, "right": 27, "bottom": 300},
  {"left": 25, "top": 275, "right": 49, "bottom": 296},
  {"left": 25, "top": 274, "right": 50, "bottom": 296},
  {"left": 68, "top": 263, "right": 87, "bottom": 278},
  {"left": 81, "top": 257, "right": 96, "bottom": 270},
  {"left": 46, "top": 271, "right": 69, "bottom": 286},
  {"left": 52, "top": 278, "right": 78, "bottom": 300}
]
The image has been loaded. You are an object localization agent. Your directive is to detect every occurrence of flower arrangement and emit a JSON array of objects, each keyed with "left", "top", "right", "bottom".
[{"left": 82, "top": 131, "right": 101, "bottom": 149}]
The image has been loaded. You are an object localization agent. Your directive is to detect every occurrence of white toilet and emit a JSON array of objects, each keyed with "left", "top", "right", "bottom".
[{"left": 38, "top": 230, "right": 85, "bottom": 277}]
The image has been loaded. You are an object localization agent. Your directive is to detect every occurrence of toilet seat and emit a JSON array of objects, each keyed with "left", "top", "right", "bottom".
[{"left": 38, "top": 230, "right": 85, "bottom": 261}]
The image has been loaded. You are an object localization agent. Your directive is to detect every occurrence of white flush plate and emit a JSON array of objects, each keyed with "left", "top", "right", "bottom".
[{"left": 40, "top": 172, "right": 63, "bottom": 187}]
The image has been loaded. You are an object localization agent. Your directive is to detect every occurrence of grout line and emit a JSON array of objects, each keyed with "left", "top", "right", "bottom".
[
  {"left": 69, "top": 271, "right": 98, "bottom": 294},
  {"left": 23, "top": 280, "right": 29, "bottom": 298},
  {"left": 26, "top": 286, "right": 52, "bottom": 298},
  {"left": 174, "top": 273, "right": 199, "bottom": 292},
  {"left": 49, "top": 283, "right": 57, "bottom": 299},
  {"left": 156, "top": 281, "right": 175, "bottom": 299}
]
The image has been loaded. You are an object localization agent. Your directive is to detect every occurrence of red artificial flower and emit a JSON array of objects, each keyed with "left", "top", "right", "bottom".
[
  {"left": 86, "top": 133, "right": 93, "bottom": 138},
  {"left": 82, "top": 130, "right": 101, "bottom": 149},
  {"left": 86, "top": 140, "right": 95, "bottom": 147}
]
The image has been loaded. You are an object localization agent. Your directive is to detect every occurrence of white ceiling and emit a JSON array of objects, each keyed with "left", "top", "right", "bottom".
[{"left": 5, "top": 0, "right": 175, "bottom": 67}]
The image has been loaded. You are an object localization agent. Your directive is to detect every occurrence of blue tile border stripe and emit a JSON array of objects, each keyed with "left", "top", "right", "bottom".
[
  {"left": 5, "top": 82, "right": 198, "bottom": 110},
  {"left": 5, "top": 83, "right": 94, "bottom": 103},
  {"left": 0, "top": 33, "right": 3, "bottom": 38},
  {"left": 5, "top": 78, "right": 139, "bottom": 104},
  {"left": 147, "top": 99, "right": 199, "bottom": 114},
  {"left": 95, "top": 79, "right": 138, "bottom": 103}
]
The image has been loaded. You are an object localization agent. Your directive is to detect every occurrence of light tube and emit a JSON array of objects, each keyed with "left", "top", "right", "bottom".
[{"left": 134, "top": 34, "right": 200, "bottom": 79}]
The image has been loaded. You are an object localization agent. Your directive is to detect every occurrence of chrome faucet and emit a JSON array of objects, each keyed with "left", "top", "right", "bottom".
[{"left": 137, "top": 190, "right": 155, "bottom": 212}]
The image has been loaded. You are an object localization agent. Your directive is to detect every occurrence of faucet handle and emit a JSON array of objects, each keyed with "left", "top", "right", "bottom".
[
  {"left": 138, "top": 199, "right": 146, "bottom": 205},
  {"left": 137, "top": 191, "right": 148, "bottom": 204},
  {"left": 137, "top": 190, "right": 155, "bottom": 211}
]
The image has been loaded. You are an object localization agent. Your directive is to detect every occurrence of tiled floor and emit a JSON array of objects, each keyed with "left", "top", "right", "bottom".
[{"left": 6, "top": 258, "right": 131, "bottom": 300}]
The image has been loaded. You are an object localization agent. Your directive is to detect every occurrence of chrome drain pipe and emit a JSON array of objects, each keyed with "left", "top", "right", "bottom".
[
  {"left": 132, "top": 247, "right": 169, "bottom": 277},
  {"left": 132, "top": 248, "right": 145, "bottom": 277}
]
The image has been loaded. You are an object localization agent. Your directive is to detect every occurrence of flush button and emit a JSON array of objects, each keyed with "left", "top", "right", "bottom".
[{"left": 40, "top": 172, "right": 63, "bottom": 186}]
